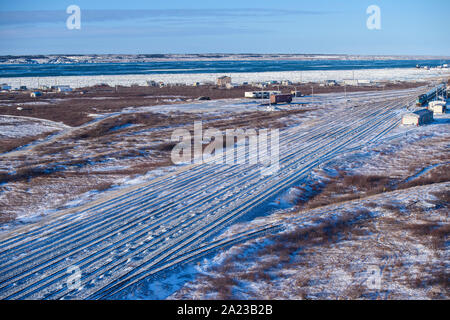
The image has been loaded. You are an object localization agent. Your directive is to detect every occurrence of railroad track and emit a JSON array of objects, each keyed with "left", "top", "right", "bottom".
[{"left": 0, "top": 88, "right": 424, "bottom": 299}]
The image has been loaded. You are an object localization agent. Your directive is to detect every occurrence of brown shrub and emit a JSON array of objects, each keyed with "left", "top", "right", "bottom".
[
  {"left": 0, "top": 132, "right": 56, "bottom": 153},
  {"left": 399, "top": 164, "right": 450, "bottom": 190}
]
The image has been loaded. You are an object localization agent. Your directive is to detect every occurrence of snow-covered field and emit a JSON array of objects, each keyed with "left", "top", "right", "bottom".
[
  {"left": 0, "top": 115, "right": 66, "bottom": 138},
  {"left": 0, "top": 87, "right": 447, "bottom": 300},
  {"left": 171, "top": 112, "right": 450, "bottom": 300},
  {"left": 172, "top": 182, "right": 449, "bottom": 300},
  {"left": 1, "top": 67, "right": 449, "bottom": 89}
]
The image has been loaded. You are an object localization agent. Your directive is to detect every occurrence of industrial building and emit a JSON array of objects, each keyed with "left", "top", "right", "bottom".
[
  {"left": 216, "top": 76, "right": 231, "bottom": 87},
  {"left": 402, "top": 109, "right": 433, "bottom": 126}
]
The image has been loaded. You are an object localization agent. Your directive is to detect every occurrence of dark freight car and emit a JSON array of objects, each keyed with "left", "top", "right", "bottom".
[{"left": 270, "top": 93, "right": 292, "bottom": 104}]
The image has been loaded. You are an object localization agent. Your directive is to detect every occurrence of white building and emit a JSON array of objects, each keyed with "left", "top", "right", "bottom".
[
  {"left": 56, "top": 85, "right": 72, "bottom": 92},
  {"left": 402, "top": 109, "right": 433, "bottom": 126},
  {"left": 343, "top": 79, "right": 358, "bottom": 86},
  {"left": 357, "top": 79, "right": 372, "bottom": 86},
  {"left": 245, "top": 91, "right": 281, "bottom": 99},
  {"left": 428, "top": 100, "right": 447, "bottom": 114}
]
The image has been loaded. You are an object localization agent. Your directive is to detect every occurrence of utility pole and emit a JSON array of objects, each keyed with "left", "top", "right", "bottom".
[
  {"left": 344, "top": 84, "right": 347, "bottom": 108},
  {"left": 268, "top": 85, "right": 272, "bottom": 108}
]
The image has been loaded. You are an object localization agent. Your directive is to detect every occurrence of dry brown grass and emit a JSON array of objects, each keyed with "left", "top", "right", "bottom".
[
  {"left": 0, "top": 131, "right": 56, "bottom": 153},
  {"left": 0, "top": 103, "right": 315, "bottom": 224},
  {"left": 186, "top": 209, "right": 375, "bottom": 299},
  {"left": 398, "top": 164, "right": 450, "bottom": 190},
  {"left": 296, "top": 172, "right": 394, "bottom": 210},
  {"left": 296, "top": 163, "right": 449, "bottom": 212},
  {"left": 174, "top": 181, "right": 449, "bottom": 300},
  {"left": 0, "top": 211, "right": 15, "bottom": 224}
]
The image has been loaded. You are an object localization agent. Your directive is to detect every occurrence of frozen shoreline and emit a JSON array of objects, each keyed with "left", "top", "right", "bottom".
[{"left": 1, "top": 67, "right": 449, "bottom": 89}]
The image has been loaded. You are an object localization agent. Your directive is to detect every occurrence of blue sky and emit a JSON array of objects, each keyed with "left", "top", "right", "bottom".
[{"left": 0, "top": 0, "right": 449, "bottom": 55}]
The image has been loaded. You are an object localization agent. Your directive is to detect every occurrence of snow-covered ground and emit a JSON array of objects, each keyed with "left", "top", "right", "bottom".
[
  {"left": 0, "top": 88, "right": 447, "bottom": 300},
  {"left": 0, "top": 115, "right": 66, "bottom": 138},
  {"left": 172, "top": 181, "right": 449, "bottom": 300},
  {"left": 170, "top": 111, "right": 450, "bottom": 300},
  {"left": 1, "top": 67, "right": 449, "bottom": 89}
]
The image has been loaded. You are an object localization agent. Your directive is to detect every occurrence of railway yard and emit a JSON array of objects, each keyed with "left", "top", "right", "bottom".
[{"left": 0, "top": 82, "right": 449, "bottom": 299}]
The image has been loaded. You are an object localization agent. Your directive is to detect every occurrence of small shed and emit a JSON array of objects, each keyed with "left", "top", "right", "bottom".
[
  {"left": 402, "top": 109, "right": 433, "bottom": 126},
  {"left": 428, "top": 101, "right": 446, "bottom": 114}
]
